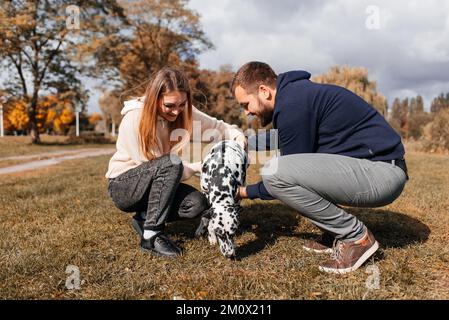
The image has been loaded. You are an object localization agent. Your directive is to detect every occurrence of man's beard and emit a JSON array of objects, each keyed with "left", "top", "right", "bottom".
[{"left": 258, "top": 98, "right": 274, "bottom": 127}]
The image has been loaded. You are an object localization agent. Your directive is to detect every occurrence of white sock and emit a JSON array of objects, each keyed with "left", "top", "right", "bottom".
[{"left": 143, "top": 230, "right": 159, "bottom": 240}]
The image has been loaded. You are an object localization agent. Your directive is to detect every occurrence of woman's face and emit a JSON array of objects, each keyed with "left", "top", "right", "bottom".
[{"left": 158, "top": 91, "right": 187, "bottom": 122}]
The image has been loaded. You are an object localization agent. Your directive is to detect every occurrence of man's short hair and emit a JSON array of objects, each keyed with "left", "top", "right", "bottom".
[{"left": 231, "top": 61, "right": 277, "bottom": 95}]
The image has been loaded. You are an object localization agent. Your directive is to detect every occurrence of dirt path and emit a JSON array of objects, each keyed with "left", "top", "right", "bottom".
[
  {"left": 0, "top": 148, "right": 115, "bottom": 175},
  {"left": 0, "top": 148, "right": 114, "bottom": 161}
]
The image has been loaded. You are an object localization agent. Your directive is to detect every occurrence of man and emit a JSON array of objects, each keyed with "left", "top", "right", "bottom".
[{"left": 233, "top": 61, "right": 408, "bottom": 274}]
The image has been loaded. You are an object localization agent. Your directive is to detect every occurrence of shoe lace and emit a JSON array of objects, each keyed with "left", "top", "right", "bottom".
[
  {"left": 330, "top": 239, "right": 345, "bottom": 261},
  {"left": 157, "top": 233, "right": 178, "bottom": 249}
]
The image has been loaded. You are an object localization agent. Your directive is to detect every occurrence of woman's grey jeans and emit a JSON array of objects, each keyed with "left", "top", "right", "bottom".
[{"left": 107, "top": 154, "right": 209, "bottom": 232}]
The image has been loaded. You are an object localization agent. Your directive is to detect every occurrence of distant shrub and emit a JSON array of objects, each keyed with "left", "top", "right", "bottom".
[
  {"left": 66, "top": 131, "right": 115, "bottom": 145},
  {"left": 422, "top": 108, "right": 449, "bottom": 153}
]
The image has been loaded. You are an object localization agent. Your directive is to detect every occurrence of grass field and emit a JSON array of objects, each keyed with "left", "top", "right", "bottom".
[
  {"left": 0, "top": 135, "right": 115, "bottom": 158},
  {"left": 0, "top": 138, "right": 448, "bottom": 299}
]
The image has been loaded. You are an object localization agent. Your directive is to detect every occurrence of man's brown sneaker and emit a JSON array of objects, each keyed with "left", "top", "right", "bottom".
[
  {"left": 318, "top": 229, "right": 379, "bottom": 274},
  {"left": 302, "top": 232, "right": 334, "bottom": 254}
]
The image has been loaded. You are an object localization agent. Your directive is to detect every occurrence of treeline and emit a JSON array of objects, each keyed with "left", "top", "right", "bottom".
[
  {"left": 389, "top": 94, "right": 449, "bottom": 152},
  {"left": 312, "top": 66, "right": 449, "bottom": 153}
]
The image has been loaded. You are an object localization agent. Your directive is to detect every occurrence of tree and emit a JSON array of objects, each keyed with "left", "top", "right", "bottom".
[
  {"left": 5, "top": 99, "right": 29, "bottom": 133},
  {"left": 408, "top": 95, "right": 431, "bottom": 140},
  {"left": 389, "top": 98, "right": 410, "bottom": 138},
  {"left": 430, "top": 93, "right": 449, "bottom": 114},
  {"left": 423, "top": 108, "right": 449, "bottom": 152},
  {"left": 91, "top": 0, "right": 213, "bottom": 94},
  {"left": 39, "top": 94, "right": 76, "bottom": 134},
  {"left": 313, "top": 66, "right": 388, "bottom": 116},
  {"left": 88, "top": 112, "right": 103, "bottom": 127},
  {"left": 389, "top": 98, "right": 401, "bottom": 134},
  {"left": 410, "top": 95, "right": 424, "bottom": 114},
  {"left": 0, "top": 0, "right": 126, "bottom": 143},
  {"left": 87, "top": 0, "right": 215, "bottom": 136},
  {"left": 390, "top": 95, "right": 433, "bottom": 140},
  {"left": 191, "top": 65, "right": 245, "bottom": 126},
  {"left": 98, "top": 90, "right": 122, "bottom": 136},
  {"left": 53, "top": 106, "right": 74, "bottom": 134},
  {"left": 4, "top": 93, "right": 76, "bottom": 135},
  {"left": 400, "top": 98, "right": 410, "bottom": 139}
]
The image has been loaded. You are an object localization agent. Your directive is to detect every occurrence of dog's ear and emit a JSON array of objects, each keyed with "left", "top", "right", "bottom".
[
  {"left": 201, "top": 207, "right": 213, "bottom": 219},
  {"left": 194, "top": 208, "right": 213, "bottom": 238}
]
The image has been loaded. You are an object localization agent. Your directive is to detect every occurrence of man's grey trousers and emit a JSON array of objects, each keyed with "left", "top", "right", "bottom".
[{"left": 261, "top": 154, "right": 407, "bottom": 241}]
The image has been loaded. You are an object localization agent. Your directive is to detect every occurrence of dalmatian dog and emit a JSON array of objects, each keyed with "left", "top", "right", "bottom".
[{"left": 197, "top": 140, "right": 248, "bottom": 259}]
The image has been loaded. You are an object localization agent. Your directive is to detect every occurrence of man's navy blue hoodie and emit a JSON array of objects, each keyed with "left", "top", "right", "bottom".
[{"left": 246, "top": 70, "right": 405, "bottom": 200}]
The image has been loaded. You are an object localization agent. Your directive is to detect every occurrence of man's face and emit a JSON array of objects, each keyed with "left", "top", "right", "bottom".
[{"left": 234, "top": 85, "right": 274, "bottom": 127}]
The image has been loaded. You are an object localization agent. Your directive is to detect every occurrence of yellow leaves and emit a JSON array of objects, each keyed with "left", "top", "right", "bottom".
[
  {"left": 4, "top": 95, "right": 76, "bottom": 134},
  {"left": 61, "top": 108, "right": 75, "bottom": 124},
  {"left": 52, "top": 106, "right": 74, "bottom": 133},
  {"left": 14, "top": 14, "right": 35, "bottom": 29},
  {"left": 6, "top": 100, "right": 29, "bottom": 131},
  {"left": 46, "top": 108, "right": 57, "bottom": 123},
  {"left": 40, "top": 95, "right": 74, "bottom": 134},
  {"left": 88, "top": 113, "right": 103, "bottom": 126}
]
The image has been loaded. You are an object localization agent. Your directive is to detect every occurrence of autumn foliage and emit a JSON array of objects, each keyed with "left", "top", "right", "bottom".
[
  {"left": 4, "top": 95, "right": 74, "bottom": 135},
  {"left": 422, "top": 108, "right": 449, "bottom": 153},
  {"left": 4, "top": 99, "right": 29, "bottom": 132},
  {"left": 88, "top": 113, "right": 103, "bottom": 127}
]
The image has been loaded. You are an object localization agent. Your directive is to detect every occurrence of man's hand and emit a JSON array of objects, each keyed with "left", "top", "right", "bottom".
[{"left": 235, "top": 186, "right": 248, "bottom": 202}]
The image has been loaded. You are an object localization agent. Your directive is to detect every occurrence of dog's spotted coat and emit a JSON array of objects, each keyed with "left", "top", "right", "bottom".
[{"left": 200, "top": 140, "right": 248, "bottom": 258}]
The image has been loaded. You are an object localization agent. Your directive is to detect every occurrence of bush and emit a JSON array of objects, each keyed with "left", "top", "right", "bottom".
[
  {"left": 65, "top": 131, "right": 116, "bottom": 145},
  {"left": 422, "top": 108, "right": 449, "bottom": 153}
]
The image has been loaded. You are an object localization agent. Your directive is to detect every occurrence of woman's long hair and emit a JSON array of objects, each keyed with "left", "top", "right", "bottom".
[{"left": 139, "top": 67, "right": 193, "bottom": 160}]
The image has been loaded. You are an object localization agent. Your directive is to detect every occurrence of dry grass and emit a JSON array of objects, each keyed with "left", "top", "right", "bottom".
[
  {"left": 404, "top": 139, "right": 449, "bottom": 156},
  {"left": 0, "top": 142, "right": 448, "bottom": 299}
]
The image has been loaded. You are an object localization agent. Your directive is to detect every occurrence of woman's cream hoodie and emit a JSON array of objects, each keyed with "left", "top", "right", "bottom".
[{"left": 105, "top": 98, "right": 244, "bottom": 179}]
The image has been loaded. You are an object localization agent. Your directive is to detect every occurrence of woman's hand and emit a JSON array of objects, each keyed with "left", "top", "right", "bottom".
[{"left": 181, "top": 161, "right": 202, "bottom": 181}]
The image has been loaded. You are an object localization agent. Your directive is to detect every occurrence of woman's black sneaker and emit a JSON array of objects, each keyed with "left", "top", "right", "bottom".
[{"left": 140, "top": 232, "right": 182, "bottom": 258}]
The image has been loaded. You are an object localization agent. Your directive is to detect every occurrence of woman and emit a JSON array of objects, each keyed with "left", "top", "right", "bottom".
[{"left": 105, "top": 67, "right": 246, "bottom": 258}]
